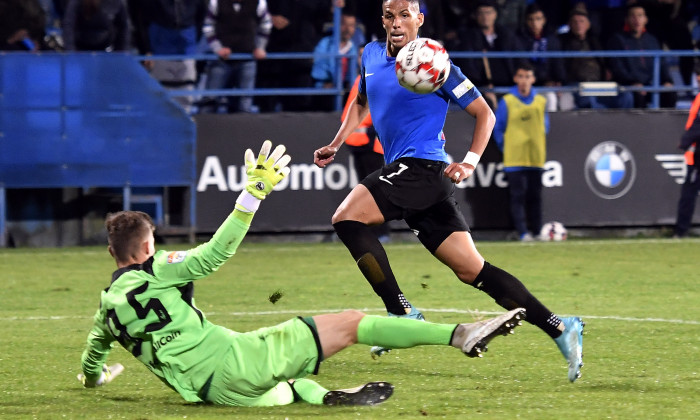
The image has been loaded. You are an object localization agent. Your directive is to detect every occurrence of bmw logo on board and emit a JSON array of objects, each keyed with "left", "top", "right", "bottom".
[{"left": 584, "top": 141, "right": 636, "bottom": 199}]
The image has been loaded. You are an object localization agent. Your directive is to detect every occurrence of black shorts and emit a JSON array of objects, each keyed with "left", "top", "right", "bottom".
[{"left": 362, "top": 157, "right": 470, "bottom": 253}]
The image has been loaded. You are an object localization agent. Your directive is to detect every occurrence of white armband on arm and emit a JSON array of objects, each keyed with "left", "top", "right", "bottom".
[
  {"left": 235, "top": 190, "right": 261, "bottom": 213},
  {"left": 463, "top": 151, "right": 481, "bottom": 168}
]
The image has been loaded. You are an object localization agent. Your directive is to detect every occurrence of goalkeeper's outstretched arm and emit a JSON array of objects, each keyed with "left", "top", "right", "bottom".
[
  {"left": 153, "top": 140, "right": 292, "bottom": 278},
  {"left": 208, "top": 140, "right": 291, "bottom": 257}
]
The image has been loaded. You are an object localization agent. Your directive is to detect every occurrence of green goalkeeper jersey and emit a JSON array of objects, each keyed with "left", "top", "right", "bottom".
[{"left": 81, "top": 211, "right": 251, "bottom": 402}]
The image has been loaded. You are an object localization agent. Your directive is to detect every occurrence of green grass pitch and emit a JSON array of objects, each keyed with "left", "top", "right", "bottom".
[{"left": 2, "top": 237, "right": 699, "bottom": 419}]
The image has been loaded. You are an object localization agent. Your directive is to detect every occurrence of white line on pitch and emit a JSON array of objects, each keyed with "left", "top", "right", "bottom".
[
  {"left": 1, "top": 237, "right": 698, "bottom": 257},
  {"left": 3, "top": 308, "right": 699, "bottom": 325}
]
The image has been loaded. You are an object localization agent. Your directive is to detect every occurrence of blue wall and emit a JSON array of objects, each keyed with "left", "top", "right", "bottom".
[
  {"left": 0, "top": 53, "right": 195, "bottom": 188},
  {"left": 0, "top": 53, "right": 196, "bottom": 246}
]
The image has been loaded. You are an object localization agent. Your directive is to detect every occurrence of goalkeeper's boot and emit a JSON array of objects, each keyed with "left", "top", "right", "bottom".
[
  {"left": 323, "top": 382, "right": 394, "bottom": 406},
  {"left": 554, "top": 316, "right": 585, "bottom": 382},
  {"left": 370, "top": 306, "right": 425, "bottom": 359},
  {"left": 451, "top": 308, "right": 526, "bottom": 358}
]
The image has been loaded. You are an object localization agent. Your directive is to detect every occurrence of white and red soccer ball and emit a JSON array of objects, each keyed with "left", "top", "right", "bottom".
[
  {"left": 395, "top": 38, "right": 450, "bottom": 94},
  {"left": 540, "top": 221, "right": 568, "bottom": 242}
]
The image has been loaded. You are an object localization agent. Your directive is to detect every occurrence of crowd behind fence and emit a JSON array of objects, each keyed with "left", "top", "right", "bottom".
[{"left": 3, "top": 2, "right": 700, "bottom": 113}]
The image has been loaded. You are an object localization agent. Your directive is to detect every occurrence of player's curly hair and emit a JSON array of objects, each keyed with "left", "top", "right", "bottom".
[{"left": 105, "top": 211, "right": 155, "bottom": 264}]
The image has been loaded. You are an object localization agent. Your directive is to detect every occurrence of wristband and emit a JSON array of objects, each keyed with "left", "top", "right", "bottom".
[
  {"left": 235, "top": 190, "right": 261, "bottom": 213},
  {"left": 463, "top": 151, "right": 481, "bottom": 167}
]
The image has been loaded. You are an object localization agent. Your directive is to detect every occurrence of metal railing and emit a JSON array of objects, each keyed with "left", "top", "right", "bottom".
[
  {"left": 142, "top": 48, "right": 699, "bottom": 111},
  {"left": 2, "top": 48, "right": 695, "bottom": 111}
]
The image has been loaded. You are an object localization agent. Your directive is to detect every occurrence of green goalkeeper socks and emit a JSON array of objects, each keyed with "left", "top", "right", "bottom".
[
  {"left": 356, "top": 315, "right": 456, "bottom": 348},
  {"left": 291, "top": 378, "right": 329, "bottom": 405}
]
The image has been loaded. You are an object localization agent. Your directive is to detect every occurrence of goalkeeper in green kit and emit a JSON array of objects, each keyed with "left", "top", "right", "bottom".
[{"left": 78, "top": 140, "right": 526, "bottom": 407}]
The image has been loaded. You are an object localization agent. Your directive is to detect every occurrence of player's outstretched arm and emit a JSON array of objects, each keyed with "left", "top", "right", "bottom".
[
  {"left": 178, "top": 140, "right": 291, "bottom": 272},
  {"left": 314, "top": 93, "right": 370, "bottom": 168},
  {"left": 77, "top": 363, "right": 125, "bottom": 388}
]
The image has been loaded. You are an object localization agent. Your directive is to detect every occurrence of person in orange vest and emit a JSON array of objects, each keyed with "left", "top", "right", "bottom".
[
  {"left": 674, "top": 63, "right": 700, "bottom": 238},
  {"left": 342, "top": 72, "right": 390, "bottom": 242},
  {"left": 342, "top": 75, "right": 384, "bottom": 179}
]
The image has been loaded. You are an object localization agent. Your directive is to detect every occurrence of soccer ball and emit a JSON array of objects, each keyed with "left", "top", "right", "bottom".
[
  {"left": 395, "top": 38, "right": 451, "bottom": 94},
  {"left": 540, "top": 221, "right": 568, "bottom": 241}
]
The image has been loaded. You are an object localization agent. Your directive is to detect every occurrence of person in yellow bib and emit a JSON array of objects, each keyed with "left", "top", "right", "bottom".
[{"left": 494, "top": 62, "right": 549, "bottom": 242}]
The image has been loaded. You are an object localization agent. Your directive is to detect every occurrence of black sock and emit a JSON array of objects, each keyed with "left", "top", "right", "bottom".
[
  {"left": 473, "top": 262, "right": 562, "bottom": 338},
  {"left": 333, "top": 220, "right": 410, "bottom": 315}
]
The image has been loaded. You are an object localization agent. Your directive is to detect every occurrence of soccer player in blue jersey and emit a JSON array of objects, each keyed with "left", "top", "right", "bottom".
[
  {"left": 313, "top": 0, "right": 585, "bottom": 382},
  {"left": 77, "top": 140, "right": 526, "bottom": 407}
]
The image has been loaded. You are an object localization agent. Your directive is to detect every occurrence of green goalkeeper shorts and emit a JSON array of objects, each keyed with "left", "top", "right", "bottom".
[{"left": 205, "top": 317, "right": 322, "bottom": 406}]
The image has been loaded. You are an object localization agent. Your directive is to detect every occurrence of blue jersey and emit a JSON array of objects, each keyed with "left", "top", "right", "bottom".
[{"left": 359, "top": 41, "right": 482, "bottom": 164}]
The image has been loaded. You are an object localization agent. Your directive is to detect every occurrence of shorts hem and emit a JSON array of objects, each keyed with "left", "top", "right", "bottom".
[{"left": 298, "top": 316, "right": 322, "bottom": 374}]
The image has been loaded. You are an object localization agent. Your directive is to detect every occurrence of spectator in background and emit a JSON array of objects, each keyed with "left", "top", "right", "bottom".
[
  {"left": 129, "top": 0, "right": 206, "bottom": 114},
  {"left": 62, "top": 0, "right": 130, "bottom": 52},
  {"left": 451, "top": 0, "right": 522, "bottom": 110},
  {"left": 417, "top": 0, "right": 445, "bottom": 42},
  {"left": 311, "top": 12, "right": 358, "bottom": 111},
  {"left": 256, "top": 0, "right": 330, "bottom": 112},
  {"left": 516, "top": 3, "right": 567, "bottom": 111},
  {"left": 441, "top": 0, "right": 470, "bottom": 48},
  {"left": 673, "top": 63, "right": 700, "bottom": 238},
  {"left": 690, "top": 2, "right": 700, "bottom": 45},
  {"left": 199, "top": 0, "right": 271, "bottom": 114},
  {"left": 328, "top": 2, "right": 367, "bottom": 48},
  {"left": 494, "top": 62, "right": 549, "bottom": 242},
  {"left": 0, "top": 0, "right": 46, "bottom": 51},
  {"left": 38, "top": 0, "right": 64, "bottom": 49},
  {"left": 635, "top": 0, "right": 695, "bottom": 88},
  {"left": 534, "top": 0, "right": 571, "bottom": 33},
  {"left": 572, "top": 0, "right": 627, "bottom": 41},
  {"left": 129, "top": 1, "right": 205, "bottom": 60},
  {"left": 559, "top": 8, "right": 633, "bottom": 109},
  {"left": 606, "top": 4, "right": 676, "bottom": 108},
  {"left": 495, "top": 0, "right": 528, "bottom": 32},
  {"left": 344, "top": 0, "right": 385, "bottom": 42}
]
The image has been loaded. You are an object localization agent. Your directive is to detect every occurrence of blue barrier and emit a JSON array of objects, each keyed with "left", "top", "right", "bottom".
[{"left": 0, "top": 53, "right": 197, "bottom": 246}]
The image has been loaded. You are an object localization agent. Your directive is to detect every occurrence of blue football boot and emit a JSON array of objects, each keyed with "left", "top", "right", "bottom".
[{"left": 554, "top": 317, "right": 585, "bottom": 382}]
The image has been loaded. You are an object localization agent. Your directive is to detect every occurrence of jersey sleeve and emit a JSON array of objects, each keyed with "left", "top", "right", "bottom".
[
  {"left": 152, "top": 210, "right": 251, "bottom": 285},
  {"left": 440, "top": 61, "right": 482, "bottom": 109},
  {"left": 80, "top": 307, "right": 116, "bottom": 382}
]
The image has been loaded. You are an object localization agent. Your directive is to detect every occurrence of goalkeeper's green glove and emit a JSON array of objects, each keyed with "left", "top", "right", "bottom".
[
  {"left": 236, "top": 140, "right": 291, "bottom": 213},
  {"left": 77, "top": 363, "right": 124, "bottom": 388}
]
